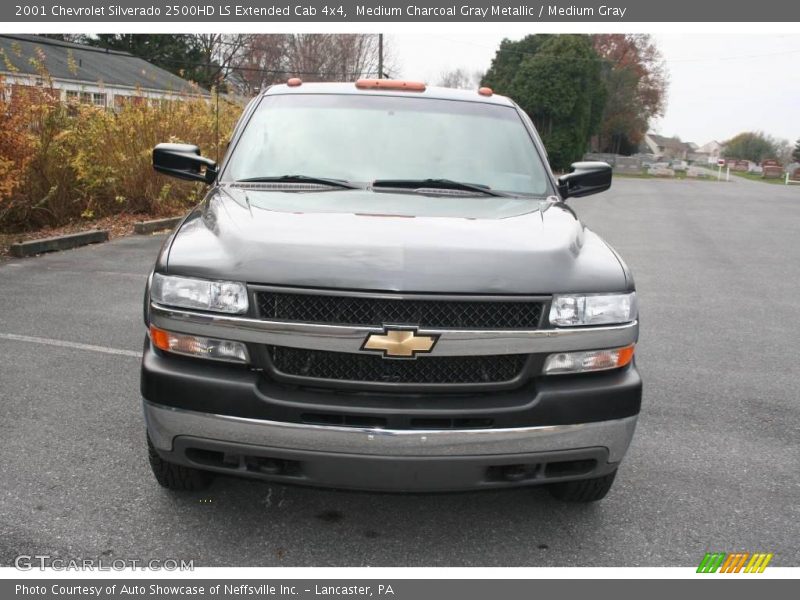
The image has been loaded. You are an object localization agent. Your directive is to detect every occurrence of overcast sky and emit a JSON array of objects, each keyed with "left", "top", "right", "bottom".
[{"left": 390, "top": 33, "right": 800, "bottom": 146}]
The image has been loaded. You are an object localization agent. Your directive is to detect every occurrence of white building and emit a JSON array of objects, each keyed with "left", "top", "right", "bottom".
[
  {"left": 642, "top": 134, "right": 694, "bottom": 161},
  {"left": 697, "top": 141, "right": 723, "bottom": 161},
  {"left": 0, "top": 34, "right": 207, "bottom": 107}
]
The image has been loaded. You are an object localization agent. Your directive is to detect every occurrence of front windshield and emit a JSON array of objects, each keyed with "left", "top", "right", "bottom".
[{"left": 223, "top": 93, "right": 551, "bottom": 196}]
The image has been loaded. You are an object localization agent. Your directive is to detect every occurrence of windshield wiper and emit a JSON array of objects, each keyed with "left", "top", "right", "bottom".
[
  {"left": 371, "top": 178, "right": 511, "bottom": 197},
  {"left": 235, "top": 175, "right": 357, "bottom": 189}
]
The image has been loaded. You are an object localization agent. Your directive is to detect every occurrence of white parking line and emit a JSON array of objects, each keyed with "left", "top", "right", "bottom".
[{"left": 0, "top": 332, "right": 142, "bottom": 358}]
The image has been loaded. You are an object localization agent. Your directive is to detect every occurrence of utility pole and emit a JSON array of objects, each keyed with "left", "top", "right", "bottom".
[
  {"left": 378, "top": 33, "right": 383, "bottom": 78},
  {"left": 215, "top": 73, "right": 221, "bottom": 164}
]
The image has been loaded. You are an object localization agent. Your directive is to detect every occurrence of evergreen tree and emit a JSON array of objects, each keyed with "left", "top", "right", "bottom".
[{"left": 482, "top": 35, "right": 606, "bottom": 170}]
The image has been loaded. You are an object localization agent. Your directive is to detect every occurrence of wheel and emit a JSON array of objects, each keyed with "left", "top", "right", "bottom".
[
  {"left": 147, "top": 435, "right": 213, "bottom": 491},
  {"left": 548, "top": 470, "right": 617, "bottom": 502}
]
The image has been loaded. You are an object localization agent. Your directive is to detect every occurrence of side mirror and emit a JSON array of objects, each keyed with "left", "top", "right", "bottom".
[
  {"left": 557, "top": 161, "right": 612, "bottom": 199},
  {"left": 153, "top": 143, "right": 217, "bottom": 184}
]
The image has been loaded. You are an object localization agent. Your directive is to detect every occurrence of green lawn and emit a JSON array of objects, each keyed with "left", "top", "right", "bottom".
[{"left": 730, "top": 171, "right": 787, "bottom": 185}]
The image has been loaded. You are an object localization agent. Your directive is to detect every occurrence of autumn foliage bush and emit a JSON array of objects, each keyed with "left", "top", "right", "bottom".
[{"left": 0, "top": 78, "right": 242, "bottom": 231}]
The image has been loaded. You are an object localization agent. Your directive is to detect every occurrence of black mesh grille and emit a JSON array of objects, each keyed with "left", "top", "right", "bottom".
[
  {"left": 256, "top": 292, "right": 543, "bottom": 329},
  {"left": 268, "top": 346, "right": 527, "bottom": 385}
]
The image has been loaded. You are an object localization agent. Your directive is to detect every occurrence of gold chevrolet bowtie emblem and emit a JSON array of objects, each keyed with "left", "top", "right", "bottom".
[{"left": 361, "top": 327, "right": 438, "bottom": 359}]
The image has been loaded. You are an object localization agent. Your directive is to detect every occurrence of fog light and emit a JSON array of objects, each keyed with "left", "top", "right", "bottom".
[
  {"left": 149, "top": 325, "right": 249, "bottom": 363},
  {"left": 543, "top": 344, "right": 634, "bottom": 375}
]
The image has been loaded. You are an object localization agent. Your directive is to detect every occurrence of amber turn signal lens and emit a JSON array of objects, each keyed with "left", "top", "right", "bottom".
[
  {"left": 149, "top": 325, "right": 171, "bottom": 352},
  {"left": 543, "top": 344, "right": 635, "bottom": 375},
  {"left": 616, "top": 345, "right": 635, "bottom": 368},
  {"left": 149, "top": 325, "right": 249, "bottom": 363}
]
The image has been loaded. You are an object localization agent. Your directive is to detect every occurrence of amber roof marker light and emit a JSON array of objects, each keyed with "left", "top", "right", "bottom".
[
  {"left": 478, "top": 87, "right": 494, "bottom": 96},
  {"left": 355, "top": 79, "right": 426, "bottom": 92},
  {"left": 286, "top": 77, "right": 302, "bottom": 87}
]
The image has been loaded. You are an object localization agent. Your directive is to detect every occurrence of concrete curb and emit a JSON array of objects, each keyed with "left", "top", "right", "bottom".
[
  {"left": 134, "top": 217, "right": 182, "bottom": 235},
  {"left": 10, "top": 230, "right": 109, "bottom": 258}
]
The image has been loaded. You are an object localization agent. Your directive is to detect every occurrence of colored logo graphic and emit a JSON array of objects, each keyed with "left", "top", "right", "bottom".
[{"left": 697, "top": 552, "right": 773, "bottom": 573}]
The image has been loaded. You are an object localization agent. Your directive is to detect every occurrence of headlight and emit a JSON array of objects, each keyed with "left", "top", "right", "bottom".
[
  {"left": 549, "top": 292, "right": 637, "bottom": 327},
  {"left": 151, "top": 273, "right": 248, "bottom": 314}
]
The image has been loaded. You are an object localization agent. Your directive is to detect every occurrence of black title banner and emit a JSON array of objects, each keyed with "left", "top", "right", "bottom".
[
  {"left": 4, "top": 579, "right": 797, "bottom": 600},
  {"left": 3, "top": 0, "right": 798, "bottom": 22}
]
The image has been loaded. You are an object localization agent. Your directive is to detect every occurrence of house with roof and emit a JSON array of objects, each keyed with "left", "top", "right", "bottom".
[
  {"left": 642, "top": 133, "right": 696, "bottom": 161},
  {"left": 697, "top": 140, "right": 723, "bottom": 158},
  {"left": 687, "top": 140, "right": 723, "bottom": 164},
  {"left": 0, "top": 34, "right": 206, "bottom": 108}
]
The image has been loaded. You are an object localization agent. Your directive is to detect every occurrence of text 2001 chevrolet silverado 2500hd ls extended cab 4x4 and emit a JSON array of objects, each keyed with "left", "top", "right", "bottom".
[{"left": 142, "top": 79, "right": 641, "bottom": 502}]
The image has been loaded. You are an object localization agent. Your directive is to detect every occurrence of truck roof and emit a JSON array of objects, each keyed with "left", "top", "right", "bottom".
[{"left": 263, "top": 81, "right": 516, "bottom": 107}]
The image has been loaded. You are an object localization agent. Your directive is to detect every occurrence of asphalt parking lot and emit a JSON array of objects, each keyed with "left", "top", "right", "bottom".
[{"left": 1, "top": 176, "right": 798, "bottom": 567}]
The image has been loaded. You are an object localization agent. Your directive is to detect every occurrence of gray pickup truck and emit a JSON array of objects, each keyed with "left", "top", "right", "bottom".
[{"left": 142, "top": 80, "right": 641, "bottom": 502}]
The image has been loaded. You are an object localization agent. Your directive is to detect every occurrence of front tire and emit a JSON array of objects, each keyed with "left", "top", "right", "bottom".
[
  {"left": 147, "top": 435, "right": 213, "bottom": 491},
  {"left": 548, "top": 470, "right": 617, "bottom": 502}
]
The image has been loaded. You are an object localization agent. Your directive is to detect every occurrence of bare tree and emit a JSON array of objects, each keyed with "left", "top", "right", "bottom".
[
  {"left": 191, "top": 34, "right": 253, "bottom": 89},
  {"left": 775, "top": 138, "right": 794, "bottom": 165},
  {"left": 437, "top": 68, "right": 483, "bottom": 89},
  {"left": 328, "top": 34, "right": 383, "bottom": 80},
  {"left": 235, "top": 34, "right": 393, "bottom": 95},
  {"left": 235, "top": 34, "right": 288, "bottom": 93}
]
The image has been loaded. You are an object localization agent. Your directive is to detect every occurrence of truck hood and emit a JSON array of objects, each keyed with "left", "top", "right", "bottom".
[{"left": 165, "top": 186, "right": 629, "bottom": 294}]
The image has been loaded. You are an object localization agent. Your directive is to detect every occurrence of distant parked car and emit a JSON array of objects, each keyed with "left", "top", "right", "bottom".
[{"left": 670, "top": 160, "right": 688, "bottom": 172}]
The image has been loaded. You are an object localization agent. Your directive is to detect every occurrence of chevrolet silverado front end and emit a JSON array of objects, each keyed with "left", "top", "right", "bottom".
[{"left": 141, "top": 80, "right": 641, "bottom": 501}]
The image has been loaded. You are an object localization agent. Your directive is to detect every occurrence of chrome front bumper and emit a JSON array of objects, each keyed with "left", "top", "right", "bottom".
[
  {"left": 145, "top": 401, "right": 637, "bottom": 491},
  {"left": 145, "top": 401, "right": 638, "bottom": 463}
]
